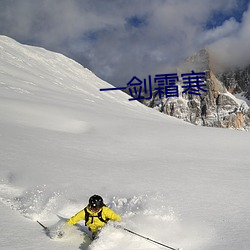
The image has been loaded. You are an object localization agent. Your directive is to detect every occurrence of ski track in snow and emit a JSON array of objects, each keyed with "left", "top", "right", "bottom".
[{"left": 0, "top": 99, "right": 91, "bottom": 134}]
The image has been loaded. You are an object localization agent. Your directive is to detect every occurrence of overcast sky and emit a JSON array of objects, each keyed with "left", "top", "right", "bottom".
[{"left": 0, "top": 0, "right": 249, "bottom": 87}]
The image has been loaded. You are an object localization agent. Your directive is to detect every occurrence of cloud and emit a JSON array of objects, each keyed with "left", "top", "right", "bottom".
[
  {"left": 0, "top": 0, "right": 249, "bottom": 86},
  {"left": 201, "top": 18, "right": 240, "bottom": 45},
  {"left": 208, "top": 3, "right": 250, "bottom": 68}
]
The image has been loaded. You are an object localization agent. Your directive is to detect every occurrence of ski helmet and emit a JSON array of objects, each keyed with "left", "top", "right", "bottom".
[{"left": 89, "top": 195, "right": 104, "bottom": 210}]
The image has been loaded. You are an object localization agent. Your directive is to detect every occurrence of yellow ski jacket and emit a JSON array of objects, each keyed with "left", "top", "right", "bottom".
[{"left": 67, "top": 206, "right": 121, "bottom": 233}]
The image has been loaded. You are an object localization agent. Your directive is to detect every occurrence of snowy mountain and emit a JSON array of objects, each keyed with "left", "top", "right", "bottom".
[
  {"left": 139, "top": 49, "right": 250, "bottom": 130},
  {"left": 0, "top": 36, "right": 250, "bottom": 250},
  {"left": 217, "top": 65, "right": 250, "bottom": 102}
]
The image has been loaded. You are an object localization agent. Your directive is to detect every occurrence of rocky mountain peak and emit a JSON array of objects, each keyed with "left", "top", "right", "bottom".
[
  {"left": 179, "top": 48, "right": 210, "bottom": 72},
  {"left": 139, "top": 48, "right": 250, "bottom": 130}
]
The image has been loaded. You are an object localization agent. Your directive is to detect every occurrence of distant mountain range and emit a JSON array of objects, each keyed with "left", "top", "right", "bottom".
[{"left": 125, "top": 49, "right": 250, "bottom": 130}]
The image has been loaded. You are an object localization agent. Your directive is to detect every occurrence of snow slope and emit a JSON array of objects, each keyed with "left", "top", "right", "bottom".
[{"left": 0, "top": 36, "right": 250, "bottom": 250}]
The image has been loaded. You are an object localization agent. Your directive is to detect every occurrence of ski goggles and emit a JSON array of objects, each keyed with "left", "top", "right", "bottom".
[{"left": 89, "top": 205, "right": 101, "bottom": 212}]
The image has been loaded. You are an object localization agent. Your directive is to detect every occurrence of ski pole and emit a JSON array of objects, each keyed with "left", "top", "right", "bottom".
[
  {"left": 122, "top": 227, "right": 180, "bottom": 250},
  {"left": 37, "top": 220, "right": 48, "bottom": 231}
]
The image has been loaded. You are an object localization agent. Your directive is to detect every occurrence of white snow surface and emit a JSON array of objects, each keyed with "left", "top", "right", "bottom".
[{"left": 0, "top": 36, "right": 250, "bottom": 250}]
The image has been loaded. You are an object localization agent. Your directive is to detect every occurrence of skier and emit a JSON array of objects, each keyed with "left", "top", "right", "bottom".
[{"left": 66, "top": 194, "right": 121, "bottom": 239}]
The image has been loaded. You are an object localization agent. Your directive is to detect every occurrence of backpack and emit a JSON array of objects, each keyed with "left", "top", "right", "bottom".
[{"left": 84, "top": 206, "right": 109, "bottom": 226}]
